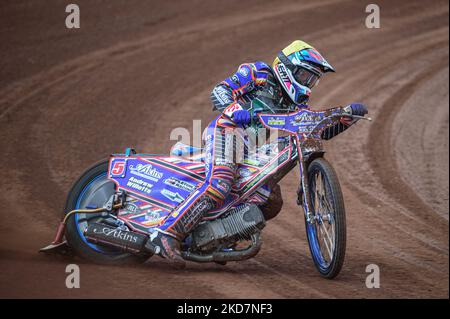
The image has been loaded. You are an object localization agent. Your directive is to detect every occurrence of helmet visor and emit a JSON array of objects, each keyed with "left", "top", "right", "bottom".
[{"left": 293, "top": 67, "right": 321, "bottom": 89}]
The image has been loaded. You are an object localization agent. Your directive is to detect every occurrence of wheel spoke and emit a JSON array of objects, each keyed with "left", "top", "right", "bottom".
[
  {"left": 318, "top": 224, "right": 333, "bottom": 261},
  {"left": 319, "top": 222, "right": 334, "bottom": 258},
  {"left": 315, "top": 172, "right": 324, "bottom": 214}
]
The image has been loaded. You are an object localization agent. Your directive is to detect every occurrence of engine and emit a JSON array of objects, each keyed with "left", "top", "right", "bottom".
[{"left": 191, "top": 203, "right": 266, "bottom": 251}]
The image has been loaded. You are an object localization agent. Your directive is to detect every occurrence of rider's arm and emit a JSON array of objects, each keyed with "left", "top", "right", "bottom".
[
  {"left": 210, "top": 62, "right": 270, "bottom": 113},
  {"left": 321, "top": 104, "right": 368, "bottom": 140},
  {"left": 210, "top": 83, "right": 235, "bottom": 111}
]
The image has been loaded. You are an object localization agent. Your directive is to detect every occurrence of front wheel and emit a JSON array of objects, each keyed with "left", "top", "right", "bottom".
[{"left": 304, "top": 158, "right": 346, "bottom": 279}]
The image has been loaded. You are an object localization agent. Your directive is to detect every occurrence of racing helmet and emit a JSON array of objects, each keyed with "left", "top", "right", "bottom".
[{"left": 273, "top": 40, "right": 335, "bottom": 105}]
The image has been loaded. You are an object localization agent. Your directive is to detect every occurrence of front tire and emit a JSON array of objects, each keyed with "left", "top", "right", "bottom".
[
  {"left": 304, "top": 158, "right": 346, "bottom": 279},
  {"left": 64, "top": 159, "right": 147, "bottom": 264}
]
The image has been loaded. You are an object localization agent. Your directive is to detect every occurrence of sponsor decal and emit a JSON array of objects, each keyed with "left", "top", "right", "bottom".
[
  {"left": 143, "top": 210, "right": 164, "bottom": 224},
  {"left": 216, "top": 180, "right": 230, "bottom": 193},
  {"left": 214, "top": 86, "right": 233, "bottom": 105},
  {"left": 204, "top": 135, "right": 214, "bottom": 176},
  {"left": 275, "top": 149, "right": 290, "bottom": 164},
  {"left": 298, "top": 125, "right": 316, "bottom": 133},
  {"left": 110, "top": 160, "right": 126, "bottom": 177},
  {"left": 164, "top": 177, "right": 196, "bottom": 192},
  {"left": 267, "top": 117, "right": 285, "bottom": 126},
  {"left": 123, "top": 202, "right": 140, "bottom": 214},
  {"left": 242, "top": 150, "right": 290, "bottom": 192},
  {"left": 290, "top": 112, "right": 322, "bottom": 126},
  {"left": 238, "top": 66, "right": 249, "bottom": 77},
  {"left": 205, "top": 153, "right": 212, "bottom": 176},
  {"left": 126, "top": 176, "right": 153, "bottom": 194},
  {"left": 238, "top": 168, "right": 253, "bottom": 178},
  {"left": 215, "top": 158, "right": 232, "bottom": 166},
  {"left": 92, "top": 226, "right": 139, "bottom": 243},
  {"left": 161, "top": 189, "right": 184, "bottom": 203},
  {"left": 277, "top": 64, "right": 291, "bottom": 89},
  {"left": 187, "top": 198, "right": 213, "bottom": 221},
  {"left": 231, "top": 74, "right": 240, "bottom": 85},
  {"left": 129, "top": 163, "right": 163, "bottom": 182}
]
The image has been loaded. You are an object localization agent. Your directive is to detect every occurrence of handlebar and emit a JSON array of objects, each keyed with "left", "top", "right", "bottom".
[
  {"left": 258, "top": 107, "right": 371, "bottom": 138},
  {"left": 349, "top": 114, "right": 372, "bottom": 121}
]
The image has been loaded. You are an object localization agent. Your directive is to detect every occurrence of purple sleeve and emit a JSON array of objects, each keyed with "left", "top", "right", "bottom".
[{"left": 210, "top": 62, "right": 271, "bottom": 111}]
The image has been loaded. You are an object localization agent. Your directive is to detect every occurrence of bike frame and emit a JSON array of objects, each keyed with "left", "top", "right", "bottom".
[
  {"left": 259, "top": 107, "right": 359, "bottom": 224},
  {"left": 105, "top": 107, "right": 361, "bottom": 235}
]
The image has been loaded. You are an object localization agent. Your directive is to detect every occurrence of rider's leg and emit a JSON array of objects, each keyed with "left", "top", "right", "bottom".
[
  {"left": 146, "top": 116, "right": 237, "bottom": 261},
  {"left": 260, "top": 184, "right": 283, "bottom": 221}
]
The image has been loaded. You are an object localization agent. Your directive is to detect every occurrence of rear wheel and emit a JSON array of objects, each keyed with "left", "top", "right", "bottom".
[
  {"left": 304, "top": 158, "right": 346, "bottom": 279},
  {"left": 64, "top": 160, "right": 147, "bottom": 264}
]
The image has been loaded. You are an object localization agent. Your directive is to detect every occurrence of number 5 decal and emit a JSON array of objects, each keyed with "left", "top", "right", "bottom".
[{"left": 110, "top": 160, "right": 126, "bottom": 177}]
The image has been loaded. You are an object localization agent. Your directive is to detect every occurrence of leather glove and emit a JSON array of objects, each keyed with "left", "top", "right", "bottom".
[
  {"left": 345, "top": 103, "right": 368, "bottom": 116},
  {"left": 232, "top": 109, "right": 251, "bottom": 126}
]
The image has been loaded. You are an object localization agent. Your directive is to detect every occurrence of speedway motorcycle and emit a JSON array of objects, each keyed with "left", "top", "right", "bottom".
[{"left": 41, "top": 102, "right": 370, "bottom": 279}]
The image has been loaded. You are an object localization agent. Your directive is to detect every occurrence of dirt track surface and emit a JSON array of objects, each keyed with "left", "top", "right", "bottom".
[{"left": 0, "top": 0, "right": 448, "bottom": 298}]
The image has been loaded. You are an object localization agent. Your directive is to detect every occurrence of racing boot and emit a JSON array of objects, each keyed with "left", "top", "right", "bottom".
[
  {"left": 145, "top": 230, "right": 186, "bottom": 268},
  {"left": 148, "top": 194, "right": 218, "bottom": 267}
]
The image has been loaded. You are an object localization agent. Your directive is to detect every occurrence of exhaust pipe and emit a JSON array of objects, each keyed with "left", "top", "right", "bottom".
[
  {"left": 84, "top": 223, "right": 149, "bottom": 254},
  {"left": 85, "top": 223, "right": 262, "bottom": 262},
  {"left": 181, "top": 232, "right": 262, "bottom": 263}
]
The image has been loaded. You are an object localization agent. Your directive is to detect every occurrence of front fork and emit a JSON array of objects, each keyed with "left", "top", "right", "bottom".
[
  {"left": 295, "top": 137, "right": 321, "bottom": 225},
  {"left": 297, "top": 158, "right": 315, "bottom": 224}
]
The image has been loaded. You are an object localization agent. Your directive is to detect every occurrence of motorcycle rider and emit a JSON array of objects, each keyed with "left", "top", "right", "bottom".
[{"left": 146, "top": 40, "right": 368, "bottom": 263}]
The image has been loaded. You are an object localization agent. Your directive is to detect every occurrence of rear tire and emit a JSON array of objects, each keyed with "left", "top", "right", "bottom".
[
  {"left": 304, "top": 157, "right": 346, "bottom": 279},
  {"left": 64, "top": 159, "right": 147, "bottom": 264}
]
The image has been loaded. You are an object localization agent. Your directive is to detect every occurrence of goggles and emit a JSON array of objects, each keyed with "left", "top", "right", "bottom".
[{"left": 293, "top": 66, "right": 321, "bottom": 88}]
